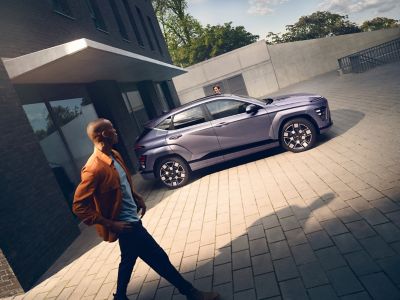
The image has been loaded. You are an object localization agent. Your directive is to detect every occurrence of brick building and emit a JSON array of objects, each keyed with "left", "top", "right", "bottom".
[{"left": 0, "top": 0, "right": 184, "bottom": 297}]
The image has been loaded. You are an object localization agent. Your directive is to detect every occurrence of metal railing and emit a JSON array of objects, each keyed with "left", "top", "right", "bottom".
[{"left": 338, "top": 38, "right": 400, "bottom": 74}]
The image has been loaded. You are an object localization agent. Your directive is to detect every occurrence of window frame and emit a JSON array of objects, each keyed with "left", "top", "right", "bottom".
[
  {"left": 170, "top": 105, "right": 209, "bottom": 131},
  {"left": 85, "top": 0, "right": 108, "bottom": 33},
  {"left": 52, "top": 0, "right": 74, "bottom": 19},
  {"left": 204, "top": 99, "right": 251, "bottom": 121},
  {"left": 108, "top": 0, "right": 130, "bottom": 41}
]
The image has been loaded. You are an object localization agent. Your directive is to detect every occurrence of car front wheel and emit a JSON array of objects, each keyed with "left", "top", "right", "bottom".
[
  {"left": 157, "top": 156, "right": 190, "bottom": 188},
  {"left": 280, "top": 118, "right": 317, "bottom": 153}
]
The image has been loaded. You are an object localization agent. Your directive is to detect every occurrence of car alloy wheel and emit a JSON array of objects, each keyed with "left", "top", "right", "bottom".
[
  {"left": 158, "top": 157, "right": 190, "bottom": 188},
  {"left": 281, "top": 118, "right": 316, "bottom": 152}
]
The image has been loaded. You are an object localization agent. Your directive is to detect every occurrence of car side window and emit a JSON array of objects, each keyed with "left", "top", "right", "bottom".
[
  {"left": 206, "top": 100, "right": 249, "bottom": 120},
  {"left": 156, "top": 117, "right": 172, "bottom": 130},
  {"left": 172, "top": 106, "right": 206, "bottom": 130}
]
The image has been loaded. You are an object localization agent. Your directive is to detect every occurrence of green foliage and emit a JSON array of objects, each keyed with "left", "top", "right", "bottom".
[
  {"left": 152, "top": 0, "right": 258, "bottom": 66},
  {"left": 360, "top": 17, "right": 399, "bottom": 32},
  {"left": 266, "top": 11, "right": 361, "bottom": 44}
]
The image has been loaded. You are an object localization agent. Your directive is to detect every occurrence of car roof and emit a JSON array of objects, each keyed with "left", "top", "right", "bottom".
[{"left": 145, "top": 94, "right": 263, "bottom": 128}]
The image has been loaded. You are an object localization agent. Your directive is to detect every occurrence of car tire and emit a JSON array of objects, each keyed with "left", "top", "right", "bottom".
[
  {"left": 280, "top": 118, "right": 317, "bottom": 153},
  {"left": 157, "top": 156, "right": 190, "bottom": 188}
]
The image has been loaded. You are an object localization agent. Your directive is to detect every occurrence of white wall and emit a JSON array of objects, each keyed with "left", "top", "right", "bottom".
[{"left": 173, "top": 28, "right": 400, "bottom": 103}]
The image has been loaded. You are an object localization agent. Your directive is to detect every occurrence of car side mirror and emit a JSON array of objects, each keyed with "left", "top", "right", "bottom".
[{"left": 246, "top": 104, "right": 259, "bottom": 114}]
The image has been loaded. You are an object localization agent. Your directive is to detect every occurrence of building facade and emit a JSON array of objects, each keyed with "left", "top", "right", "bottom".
[{"left": 0, "top": 0, "right": 184, "bottom": 297}]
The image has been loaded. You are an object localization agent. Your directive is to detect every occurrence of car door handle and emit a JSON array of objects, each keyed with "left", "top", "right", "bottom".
[
  {"left": 168, "top": 134, "right": 182, "bottom": 140},
  {"left": 215, "top": 122, "right": 230, "bottom": 127}
]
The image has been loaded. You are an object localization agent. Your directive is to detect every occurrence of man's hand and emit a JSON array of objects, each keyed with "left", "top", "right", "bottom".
[
  {"left": 136, "top": 194, "right": 147, "bottom": 218},
  {"left": 109, "top": 221, "right": 133, "bottom": 233}
]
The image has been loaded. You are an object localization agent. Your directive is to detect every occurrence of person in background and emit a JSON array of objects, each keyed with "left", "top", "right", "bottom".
[
  {"left": 73, "top": 118, "right": 220, "bottom": 300},
  {"left": 213, "top": 85, "right": 222, "bottom": 95}
]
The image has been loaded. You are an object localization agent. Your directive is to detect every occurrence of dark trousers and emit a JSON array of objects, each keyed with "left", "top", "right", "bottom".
[{"left": 116, "top": 221, "right": 194, "bottom": 296}]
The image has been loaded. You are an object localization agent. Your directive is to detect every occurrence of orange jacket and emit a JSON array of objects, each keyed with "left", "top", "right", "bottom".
[{"left": 73, "top": 148, "right": 138, "bottom": 242}]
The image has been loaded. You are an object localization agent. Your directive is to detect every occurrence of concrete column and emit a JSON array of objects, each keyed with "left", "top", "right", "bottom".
[{"left": 137, "top": 80, "right": 162, "bottom": 118}]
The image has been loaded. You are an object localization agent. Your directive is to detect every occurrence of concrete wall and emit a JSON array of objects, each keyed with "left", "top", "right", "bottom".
[{"left": 174, "top": 28, "right": 400, "bottom": 104}]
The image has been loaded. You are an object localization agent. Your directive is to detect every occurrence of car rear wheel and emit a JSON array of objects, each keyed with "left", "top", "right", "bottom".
[
  {"left": 280, "top": 118, "right": 317, "bottom": 153},
  {"left": 157, "top": 156, "right": 190, "bottom": 188}
]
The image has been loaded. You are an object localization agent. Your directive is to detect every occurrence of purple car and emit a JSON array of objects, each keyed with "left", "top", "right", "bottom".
[{"left": 135, "top": 93, "right": 332, "bottom": 188}]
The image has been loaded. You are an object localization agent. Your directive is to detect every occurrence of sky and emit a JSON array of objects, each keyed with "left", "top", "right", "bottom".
[{"left": 187, "top": 0, "right": 400, "bottom": 39}]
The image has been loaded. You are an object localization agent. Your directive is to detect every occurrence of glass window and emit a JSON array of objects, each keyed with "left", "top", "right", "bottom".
[
  {"left": 147, "top": 16, "right": 163, "bottom": 55},
  {"left": 206, "top": 100, "right": 249, "bottom": 120},
  {"left": 49, "top": 98, "right": 98, "bottom": 171},
  {"left": 52, "top": 0, "right": 73, "bottom": 17},
  {"left": 109, "top": 0, "right": 129, "bottom": 40},
  {"left": 85, "top": 0, "right": 108, "bottom": 32},
  {"left": 173, "top": 106, "right": 206, "bottom": 130},
  {"left": 135, "top": 6, "right": 154, "bottom": 51},
  {"left": 122, "top": 90, "right": 149, "bottom": 132},
  {"left": 121, "top": 0, "right": 144, "bottom": 46},
  {"left": 156, "top": 117, "right": 172, "bottom": 130}
]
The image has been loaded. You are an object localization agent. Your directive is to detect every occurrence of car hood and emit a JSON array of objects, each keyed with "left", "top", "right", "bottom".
[{"left": 270, "top": 93, "right": 323, "bottom": 107}]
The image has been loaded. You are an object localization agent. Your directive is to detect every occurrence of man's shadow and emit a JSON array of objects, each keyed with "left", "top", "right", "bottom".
[{"left": 129, "top": 192, "right": 352, "bottom": 299}]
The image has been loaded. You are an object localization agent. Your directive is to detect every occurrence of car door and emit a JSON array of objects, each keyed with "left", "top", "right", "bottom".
[
  {"left": 165, "top": 104, "right": 223, "bottom": 169},
  {"left": 205, "top": 98, "right": 273, "bottom": 157}
]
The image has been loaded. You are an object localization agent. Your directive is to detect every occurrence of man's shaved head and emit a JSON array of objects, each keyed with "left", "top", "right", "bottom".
[{"left": 86, "top": 118, "right": 111, "bottom": 142}]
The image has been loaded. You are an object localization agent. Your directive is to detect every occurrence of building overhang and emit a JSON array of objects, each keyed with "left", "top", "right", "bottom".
[{"left": 2, "top": 38, "right": 186, "bottom": 84}]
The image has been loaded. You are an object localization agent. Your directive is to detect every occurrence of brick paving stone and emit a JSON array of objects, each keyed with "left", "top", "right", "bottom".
[
  {"left": 232, "top": 250, "right": 251, "bottom": 270},
  {"left": 332, "top": 233, "right": 362, "bottom": 254},
  {"left": 154, "top": 286, "right": 174, "bottom": 300},
  {"left": 248, "top": 225, "right": 266, "bottom": 241},
  {"left": 249, "top": 238, "right": 268, "bottom": 256},
  {"left": 233, "top": 289, "right": 256, "bottom": 300},
  {"left": 195, "top": 259, "right": 213, "bottom": 279},
  {"left": 279, "top": 278, "right": 308, "bottom": 300},
  {"left": 360, "top": 272, "right": 400, "bottom": 300},
  {"left": 334, "top": 207, "right": 363, "bottom": 224},
  {"left": 346, "top": 220, "right": 376, "bottom": 239},
  {"left": 298, "top": 261, "right": 329, "bottom": 288},
  {"left": 285, "top": 228, "right": 308, "bottom": 246},
  {"left": 359, "top": 236, "right": 396, "bottom": 260},
  {"left": 378, "top": 256, "right": 400, "bottom": 285},
  {"left": 291, "top": 243, "right": 317, "bottom": 265},
  {"left": 340, "top": 291, "right": 372, "bottom": 300},
  {"left": 265, "top": 227, "right": 286, "bottom": 243},
  {"left": 233, "top": 267, "right": 254, "bottom": 292},
  {"left": 386, "top": 211, "right": 400, "bottom": 227},
  {"left": 251, "top": 253, "right": 274, "bottom": 275},
  {"left": 279, "top": 216, "right": 300, "bottom": 231},
  {"left": 327, "top": 266, "right": 364, "bottom": 296},
  {"left": 373, "top": 222, "right": 400, "bottom": 243},
  {"left": 346, "top": 198, "right": 373, "bottom": 212},
  {"left": 213, "top": 282, "right": 233, "bottom": 300},
  {"left": 381, "top": 187, "right": 400, "bottom": 203},
  {"left": 273, "top": 257, "right": 299, "bottom": 281},
  {"left": 276, "top": 206, "right": 294, "bottom": 219},
  {"left": 316, "top": 247, "right": 347, "bottom": 271},
  {"left": 254, "top": 272, "right": 280, "bottom": 299},
  {"left": 307, "top": 285, "right": 339, "bottom": 300},
  {"left": 344, "top": 251, "right": 381, "bottom": 276},
  {"left": 270, "top": 240, "right": 291, "bottom": 260},
  {"left": 358, "top": 208, "right": 389, "bottom": 226},
  {"left": 357, "top": 188, "right": 384, "bottom": 201},
  {"left": 213, "top": 263, "right": 232, "bottom": 286},
  {"left": 320, "top": 219, "right": 349, "bottom": 236},
  {"left": 214, "top": 246, "right": 232, "bottom": 266},
  {"left": 307, "top": 230, "right": 334, "bottom": 250},
  {"left": 232, "top": 235, "right": 249, "bottom": 253},
  {"left": 261, "top": 215, "right": 280, "bottom": 229},
  {"left": 370, "top": 197, "right": 400, "bottom": 214},
  {"left": 300, "top": 217, "right": 323, "bottom": 234}
]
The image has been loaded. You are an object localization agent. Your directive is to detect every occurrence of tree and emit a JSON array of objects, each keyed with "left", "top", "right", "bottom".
[
  {"left": 360, "top": 17, "right": 399, "bottom": 32},
  {"left": 266, "top": 11, "right": 361, "bottom": 44},
  {"left": 152, "top": 0, "right": 258, "bottom": 66}
]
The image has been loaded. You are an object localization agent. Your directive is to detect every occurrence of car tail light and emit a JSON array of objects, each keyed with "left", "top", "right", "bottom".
[
  {"left": 139, "top": 155, "right": 146, "bottom": 169},
  {"left": 135, "top": 144, "right": 145, "bottom": 150}
]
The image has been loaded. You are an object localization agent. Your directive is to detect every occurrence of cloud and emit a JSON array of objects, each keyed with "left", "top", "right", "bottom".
[
  {"left": 319, "top": 0, "right": 400, "bottom": 14},
  {"left": 247, "top": 0, "right": 287, "bottom": 15}
]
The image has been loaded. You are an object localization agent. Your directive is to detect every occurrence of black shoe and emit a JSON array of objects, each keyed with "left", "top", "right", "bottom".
[
  {"left": 113, "top": 293, "right": 129, "bottom": 300},
  {"left": 186, "top": 289, "right": 220, "bottom": 300}
]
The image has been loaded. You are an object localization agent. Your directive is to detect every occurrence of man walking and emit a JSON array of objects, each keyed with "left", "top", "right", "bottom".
[{"left": 73, "top": 119, "right": 219, "bottom": 300}]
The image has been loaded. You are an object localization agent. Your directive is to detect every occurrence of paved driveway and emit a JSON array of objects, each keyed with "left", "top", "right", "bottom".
[{"left": 8, "top": 62, "right": 400, "bottom": 300}]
